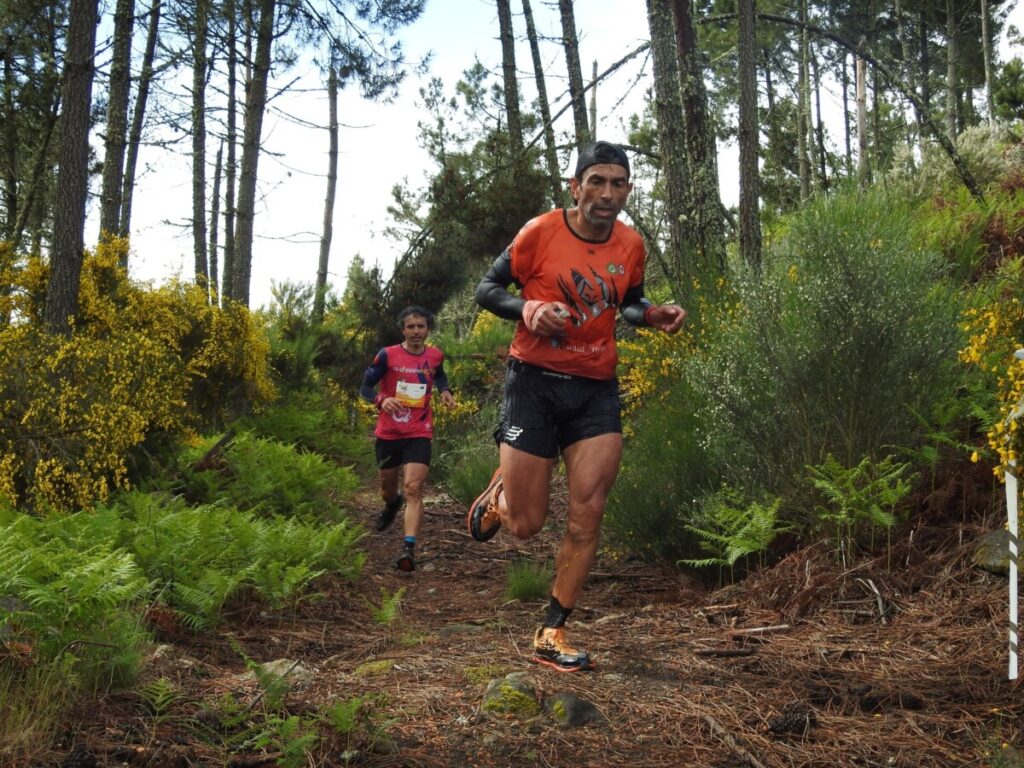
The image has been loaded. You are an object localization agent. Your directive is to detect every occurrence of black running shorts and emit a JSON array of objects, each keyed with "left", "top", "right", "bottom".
[
  {"left": 495, "top": 358, "right": 622, "bottom": 459},
  {"left": 376, "top": 437, "right": 432, "bottom": 470}
]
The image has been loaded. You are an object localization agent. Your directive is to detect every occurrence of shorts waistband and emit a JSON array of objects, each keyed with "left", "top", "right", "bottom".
[{"left": 507, "top": 358, "right": 573, "bottom": 380}]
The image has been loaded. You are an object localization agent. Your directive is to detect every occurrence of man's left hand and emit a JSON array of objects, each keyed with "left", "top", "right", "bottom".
[{"left": 647, "top": 304, "right": 686, "bottom": 333}]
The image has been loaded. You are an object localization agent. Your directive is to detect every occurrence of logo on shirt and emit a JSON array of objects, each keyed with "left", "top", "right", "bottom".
[{"left": 505, "top": 426, "right": 524, "bottom": 442}]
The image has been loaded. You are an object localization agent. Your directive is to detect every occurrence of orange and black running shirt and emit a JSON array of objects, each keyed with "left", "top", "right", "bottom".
[{"left": 507, "top": 209, "right": 646, "bottom": 380}]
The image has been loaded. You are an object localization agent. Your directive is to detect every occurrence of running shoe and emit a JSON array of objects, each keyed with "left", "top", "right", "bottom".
[
  {"left": 467, "top": 469, "right": 503, "bottom": 541},
  {"left": 395, "top": 544, "right": 415, "bottom": 572},
  {"left": 532, "top": 626, "right": 594, "bottom": 672},
  {"left": 375, "top": 493, "right": 405, "bottom": 532}
]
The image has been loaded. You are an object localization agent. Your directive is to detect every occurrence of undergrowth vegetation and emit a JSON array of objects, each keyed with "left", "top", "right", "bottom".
[{"left": 2, "top": 124, "right": 1024, "bottom": 767}]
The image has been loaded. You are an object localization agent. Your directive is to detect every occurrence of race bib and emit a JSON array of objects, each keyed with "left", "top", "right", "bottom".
[{"left": 395, "top": 380, "right": 427, "bottom": 408}]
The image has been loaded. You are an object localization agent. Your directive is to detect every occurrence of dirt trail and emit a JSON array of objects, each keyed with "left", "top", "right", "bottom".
[{"left": 59, "top": 484, "right": 1022, "bottom": 768}]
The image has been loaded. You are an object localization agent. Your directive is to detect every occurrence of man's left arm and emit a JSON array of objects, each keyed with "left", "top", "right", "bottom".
[
  {"left": 620, "top": 283, "right": 686, "bottom": 333},
  {"left": 434, "top": 360, "right": 456, "bottom": 408}
]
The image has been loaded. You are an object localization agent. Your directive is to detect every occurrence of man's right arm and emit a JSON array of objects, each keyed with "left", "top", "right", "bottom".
[{"left": 475, "top": 250, "right": 525, "bottom": 321}]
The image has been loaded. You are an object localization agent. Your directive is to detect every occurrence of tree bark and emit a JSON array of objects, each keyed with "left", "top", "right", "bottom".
[
  {"left": 99, "top": 0, "right": 133, "bottom": 236},
  {"left": 496, "top": 0, "right": 523, "bottom": 153},
  {"left": 221, "top": 0, "right": 238, "bottom": 300},
  {"left": 119, "top": 0, "right": 162, "bottom": 247},
  {"left": 737, "top": 0, "right": 761, "bottom": 270},
  {"left": 945, "top": 0, "right": 958, "bottom": 141},
  {"left": 231, "top": 0, "right": 275, "bottom": 307},
  {"left": 209, "top": 140, "right": 222, "bottom": 305},
  {"left": 521, "top": 0, "right": 563, "bottom": 207},
  {"left": 557, "top": 0, "right": 590, "bottom": 149},
  {"left": 981, "top": 0, "right": 995, "bottom": 125},
  {"left": 313, "top": 63, "right": 338, "bottom": 325},
  {"left": 856, "top": 56, "right": 869, "bottom": 188},
  {"left": 671, "top": 0, "right": 726, "bottom": 281},
  {"left": 645, "top": 0, "right": 690, "bottom": 294},
  {"left": 44, "top": 0, "right": 99, "bottom": 334},
  {"left": 192, "top": 0, "right": 210, "bottom": 290},
  {"left": 797, "top": 0, "right": 810, "bottom": 200}
]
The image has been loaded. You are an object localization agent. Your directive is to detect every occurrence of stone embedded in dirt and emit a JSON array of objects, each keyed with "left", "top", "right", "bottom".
[
  {"left": 971, "top": 529, "right": 1011, "bottom": 575},
  {"left": 482, "top": 672, "right": 541, "bottom": 717},
  {"left": 237, "top": 658, "right": 313, "bottom": 687},
  {"left": 542, "top": 692, "right": 606, "bottom": 728}
]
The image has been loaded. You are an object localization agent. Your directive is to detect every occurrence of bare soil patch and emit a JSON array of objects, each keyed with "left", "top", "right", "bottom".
[{"left": 45, "top": 485, "right": 1022, "bottom": 768}]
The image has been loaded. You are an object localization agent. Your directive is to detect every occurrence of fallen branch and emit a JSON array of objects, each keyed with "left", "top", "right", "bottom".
[
  {"left": 702, "top": 714, "right": 770, "bottom": 768},
  {"left": 730, "top": 624, "right": 790, "bottom": 637}
]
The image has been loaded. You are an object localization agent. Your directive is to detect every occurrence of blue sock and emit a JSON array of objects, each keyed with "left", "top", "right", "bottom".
[{"left": 403, "top": 536, "right": 416, "bottom": 548}]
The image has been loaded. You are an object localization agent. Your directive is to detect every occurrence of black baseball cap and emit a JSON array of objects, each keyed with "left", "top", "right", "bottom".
[{"left": 574, "top": 140, "right": 630, "bottom": 179}]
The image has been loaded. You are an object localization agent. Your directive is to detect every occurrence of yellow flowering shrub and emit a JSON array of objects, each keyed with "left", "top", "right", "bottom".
[
  {"left": 0, "top": 238, "right": 275, "bottom": 511},
  {"left": 959, "top": 259, "right": 1024, "bottom": 476}
]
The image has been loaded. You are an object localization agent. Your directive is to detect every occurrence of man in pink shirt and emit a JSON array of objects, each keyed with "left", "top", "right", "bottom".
[{"left": 360, "top": 307, "right": 455, "bottom": 571}]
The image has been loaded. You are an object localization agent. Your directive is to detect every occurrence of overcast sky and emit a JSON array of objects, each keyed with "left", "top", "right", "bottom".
[{"left": 103, "top": 0, "right": 1023, "bottom": 310}]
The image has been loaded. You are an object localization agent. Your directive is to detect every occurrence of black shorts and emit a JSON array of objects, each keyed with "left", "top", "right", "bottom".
[
  {"left": 376, "top": 437, "right": 432, "bottom": 470},
  {"left": 495, "top": 358, "right": 622, "bottom": 459}
]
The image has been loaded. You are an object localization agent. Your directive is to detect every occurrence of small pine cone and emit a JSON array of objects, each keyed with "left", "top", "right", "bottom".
[{"left": 767, "top": 702, "right": 816, "bottom": 734}]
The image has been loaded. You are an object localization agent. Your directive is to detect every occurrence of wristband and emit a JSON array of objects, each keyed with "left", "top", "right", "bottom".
[
  {"left": 374, "top": 393, "right": 386, "bottom": 409},
  {"left": 643, "top": 305, "right": 657, "bottom": 327}
]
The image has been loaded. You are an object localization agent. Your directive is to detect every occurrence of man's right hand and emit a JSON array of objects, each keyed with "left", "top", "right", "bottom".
[{"left": 522, "top": 300, "right": 571, "bottom": 336}]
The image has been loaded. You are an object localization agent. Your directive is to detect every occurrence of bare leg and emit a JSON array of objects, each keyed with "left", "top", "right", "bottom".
[
  {"left": 497, "top": 442, "right": 555, "bottom": 538},
  {"left": 379, "top": 466, "right": 401, "bottom": 503},
  {"left": 550, "top": 433, "right": 622, "bottom": 608},
  {"left": 401, "top": 462, "right": 430, "bottom": 538}
]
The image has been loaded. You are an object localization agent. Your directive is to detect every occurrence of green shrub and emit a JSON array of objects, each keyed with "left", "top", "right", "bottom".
[
  {"left": 693, "top": 189, "right": 962, "bottom": 508},
  {"left": 606, "top": 375, "right": 719, "bottom": 561}
]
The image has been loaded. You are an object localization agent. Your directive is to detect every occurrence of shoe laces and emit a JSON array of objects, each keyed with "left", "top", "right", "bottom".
[{"left": 536, "top": 627, "right": 579, "bottom": 655}]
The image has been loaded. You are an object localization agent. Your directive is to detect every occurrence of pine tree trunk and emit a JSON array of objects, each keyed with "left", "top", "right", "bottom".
[
  {"left": 981, "top": 0, "right": 995, "bottom": 124},
  {"left": 521, "top": 0, "right": 563, "bottom": 207},
  {"left": 313, "top": 64, "right": 338, "bottom": 325},
  {"left": 99, "top": 0, "right": 133, "bottom": 236},
  {"left": 797, "top": 0, "right": 810, "bottom": 200},
  {"left": 192, "top": 0, "right": 209, "bottom": 290},
  {"left": 44, "top": 0, "right": 98, "bottom": 334},
  {"left": 209, "top": 141, "right": 222, "bottom": 305},
  {"left": 2, "top": 38, "right": 19, "bottom": 241},
  {"left": 738, "top": 0, "right": 761, "bottom": 270},
  {"left": 670, "top": 0, "right": 725, "bottom": 281},
  {"left": 557, "top": 0, "right": 590, "bottom": 149},
  {"left": 119, "top": 0, "right": 162, "bottom": 248},
  {"left": 811, "top": 52, "right": 828, "bottom": 191},
  {"left": 894, "top": 0, "right": 917, "bottom": 148},
  {"left": 842, "top": 53, "right": 852, "bottom": 171},
  {"left": 221, "top": 0, "right": 238, "bottom": 300},
  {"left": 496, "top": 0, "right": 523, "bottom": 153},
  {"left": 945, "top": 0, "right": 958, "bottom": 141},
  {"left": 232, "top": 0, "right": 275, "bottom": 307},
  {"left": 856, "top": 56, "right": 869, "bottom": 188},
  {"left": 646, "top": 0, "right": 690, "bottom": 295}
]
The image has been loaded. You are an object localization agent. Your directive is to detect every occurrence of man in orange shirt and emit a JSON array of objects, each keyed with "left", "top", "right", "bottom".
[{"left": 469, "top": 141, "right": 686, "bottom": 671}]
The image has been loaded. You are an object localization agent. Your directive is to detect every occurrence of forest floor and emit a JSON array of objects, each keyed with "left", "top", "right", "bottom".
[{"left": 46, "top": 475, "right": 1024, "bottom": 768}]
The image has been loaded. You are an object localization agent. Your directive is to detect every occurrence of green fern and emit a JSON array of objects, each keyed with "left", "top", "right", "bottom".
[
  {"left": 366, "top": 587, "right": 405, "bottom": 627},
  {"left": 806, "top": 453, "right": 916, "bottom": 564},
  {"left": 681, "top": 490, "right": 789, "bottom": 575}
]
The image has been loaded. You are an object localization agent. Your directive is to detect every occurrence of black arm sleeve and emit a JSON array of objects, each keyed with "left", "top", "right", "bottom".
[
  {"left": 475, "top": 249, "right": 526, "bottom": 321},
  {"left": 434, "top": 361, "right": 451, "bottom": 394},
  {"left": 620, "top": 282, "right": 654, "bottom": 327}
]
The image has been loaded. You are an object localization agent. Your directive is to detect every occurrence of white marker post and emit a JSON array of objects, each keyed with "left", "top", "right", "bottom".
[{"left": 1008, "top": 349, "right": 1024, "bottom": 681}]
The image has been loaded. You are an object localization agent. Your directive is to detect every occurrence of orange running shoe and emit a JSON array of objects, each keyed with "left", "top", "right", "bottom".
[
  {"left": 467, "top": 469, "right": 503, "bottom": 542},
  {"left": 532, "top": 626, "right": 594, "bottom": 672}
]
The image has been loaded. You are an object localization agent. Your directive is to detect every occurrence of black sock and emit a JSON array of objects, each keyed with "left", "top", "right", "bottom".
[{"left": 542, "top": 596, "right": 572, "bottom": 628}]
